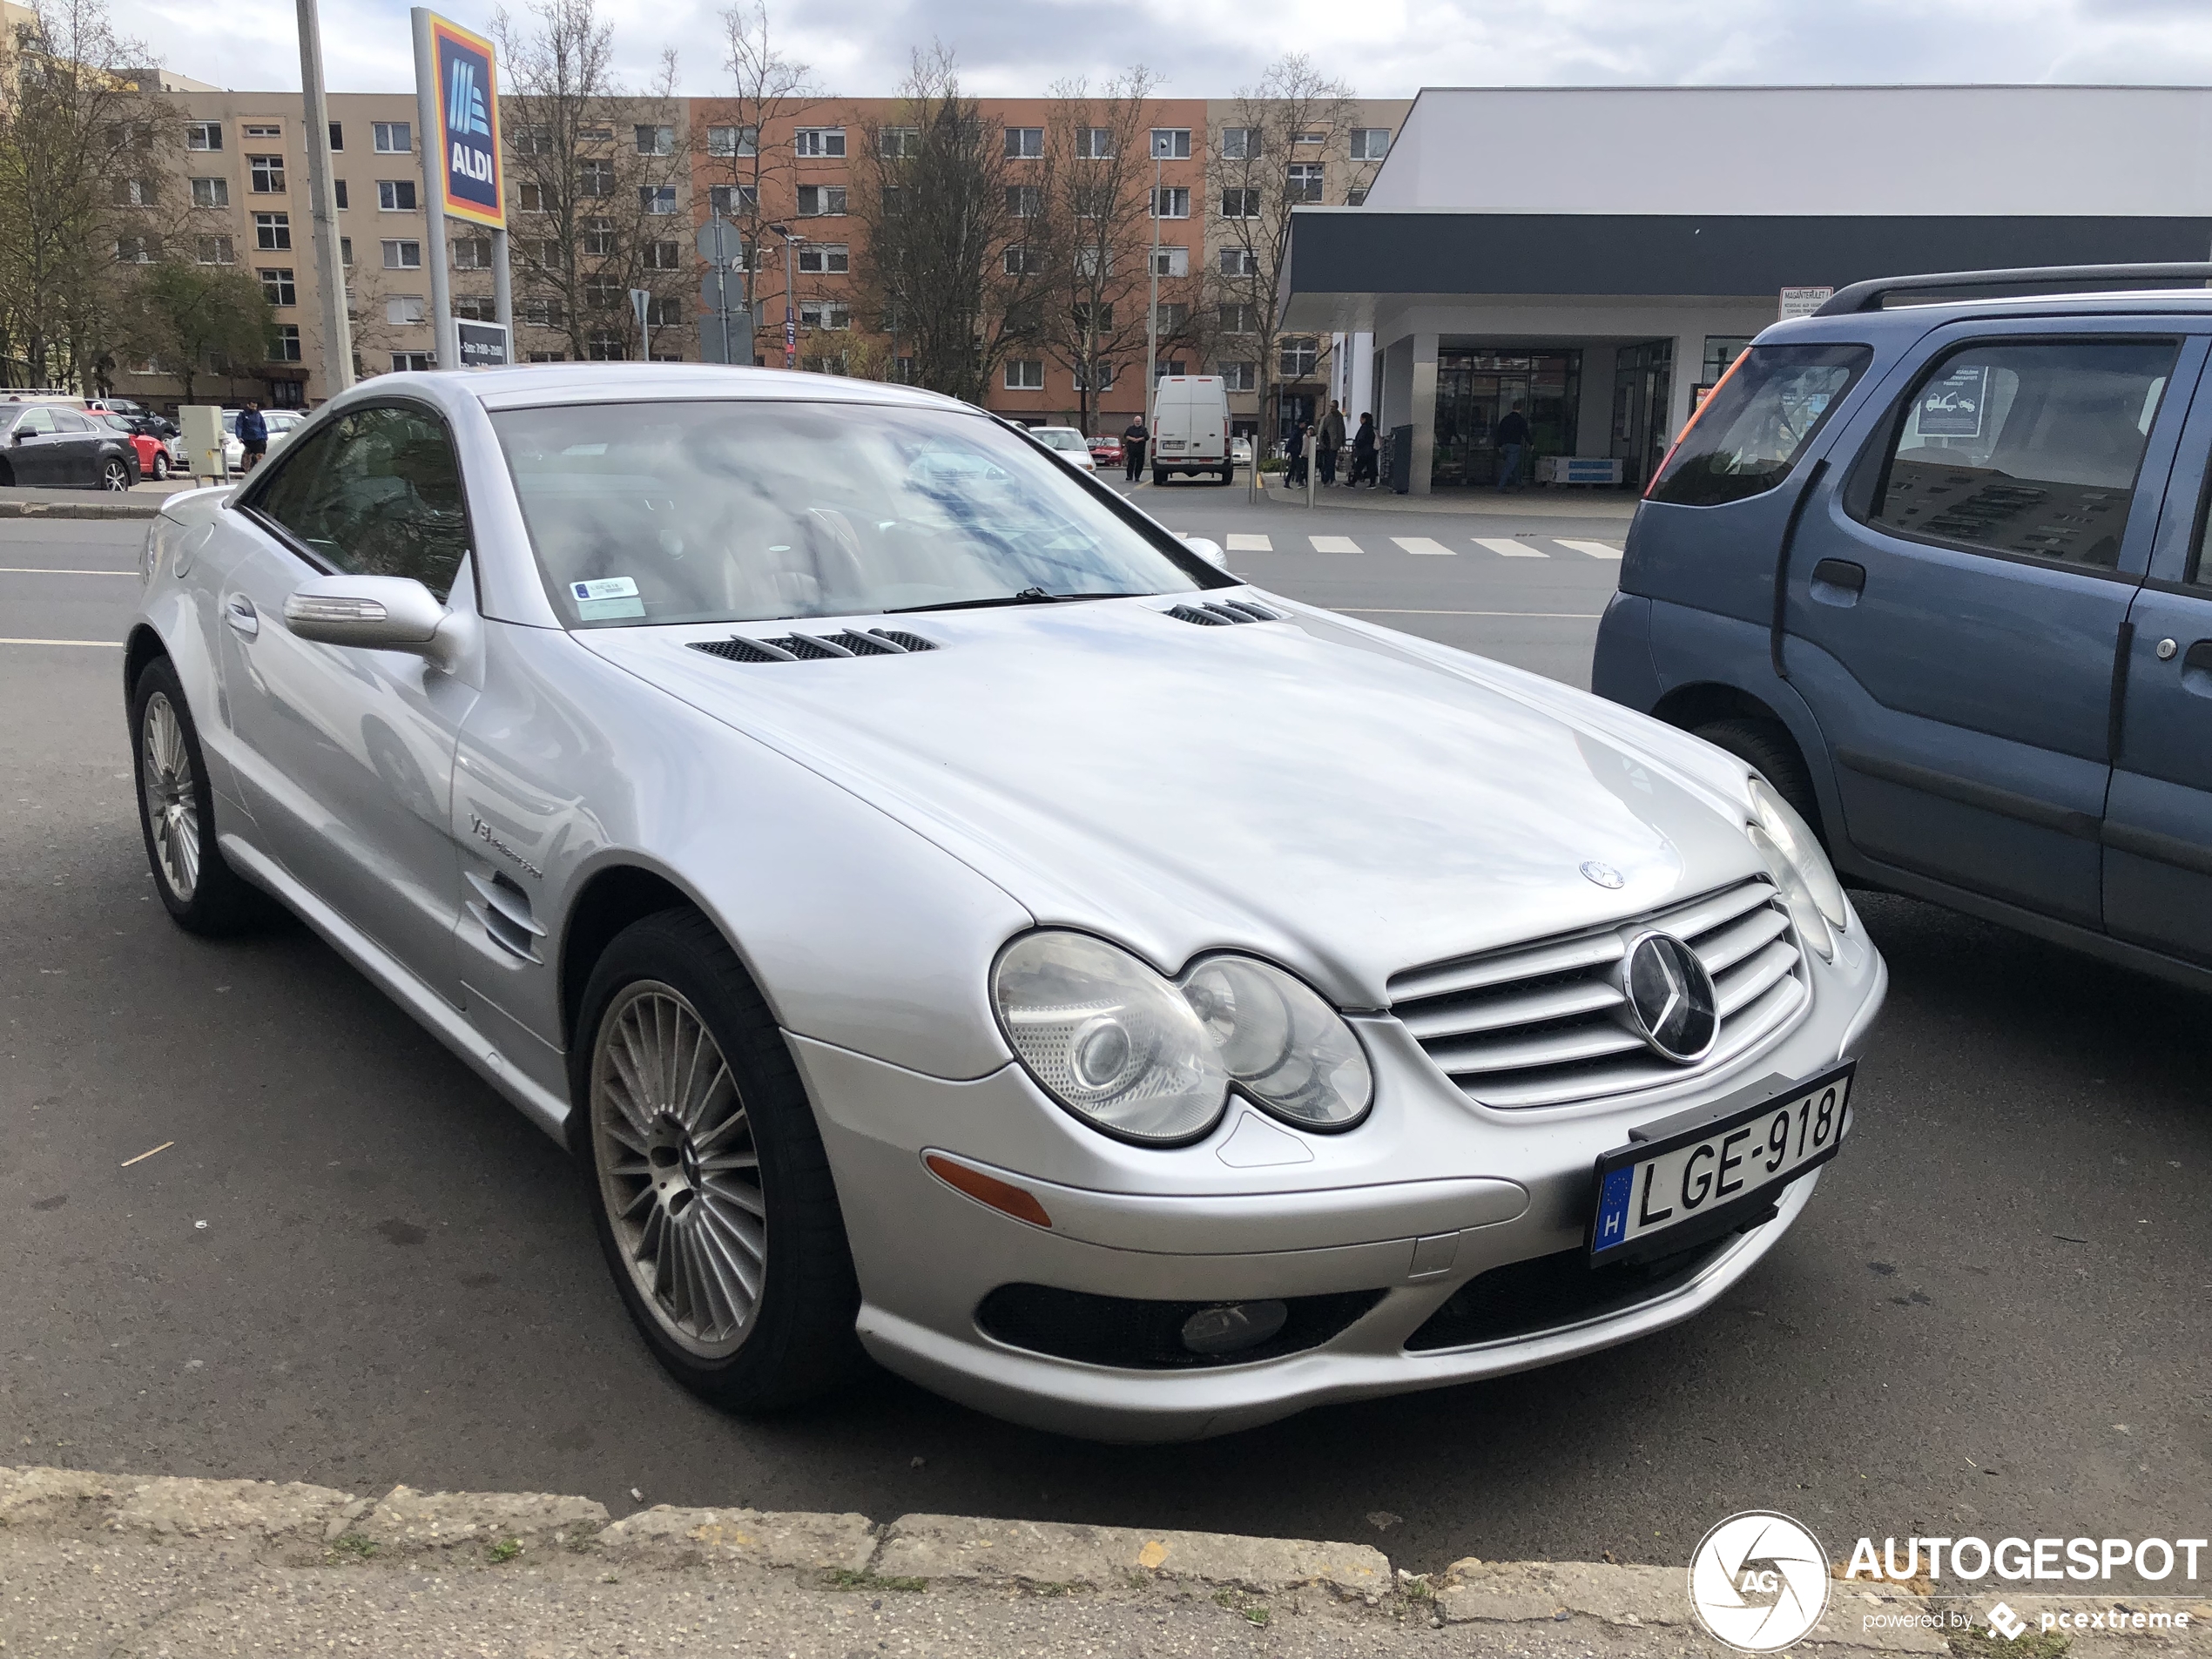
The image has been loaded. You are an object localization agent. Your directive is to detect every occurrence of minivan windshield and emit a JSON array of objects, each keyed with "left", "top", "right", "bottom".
[
  {"left": 1648, "top": 343, "right": 1871, "bottom": 507},
  {"left": 491, "top": 400, "right": 1211, "bottom": 627}
]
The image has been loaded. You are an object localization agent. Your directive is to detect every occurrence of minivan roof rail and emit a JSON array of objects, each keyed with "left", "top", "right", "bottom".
[{"left": 1814, "top": 263, "right": 2212, "bottom": 317}]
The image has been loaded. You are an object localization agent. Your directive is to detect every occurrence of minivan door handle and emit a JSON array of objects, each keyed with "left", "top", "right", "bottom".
[
  {"left": 1809, "top": 559, "right": 1867, "bottom": 607},
  {"left": 223, "top": 593, "right": 260, "bottom": 637},
  {"left": 2179, "top": 638, "right": 2212, "bottom": 698}
]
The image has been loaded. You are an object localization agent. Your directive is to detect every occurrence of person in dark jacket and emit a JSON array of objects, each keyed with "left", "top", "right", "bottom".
[
  {"left": 1122, "top": 416, "right": 1148, "bottom": 482},
  {"left": 1349, "top": 411, "right": 1379, "bottom": 487},
  {"left": 1317, "top": 400, "right": 1345, "bottom": 486},
  {"left": 236, "top": 401, "right": 269, "bottom": 471},
  {"left": 1494, "top": 402, "right": 1529, "bottom": 491}
]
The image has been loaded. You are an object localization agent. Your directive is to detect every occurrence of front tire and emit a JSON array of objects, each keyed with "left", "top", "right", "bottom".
[
  {"left": 130, "top": 658, "right": 266, "bottom": 934},
  {"left": 574, "top": 908, "right": 865, "bottom": 1412},
  {"left": 1692, "top": 716, "right": 1824, "bottom": 843}
]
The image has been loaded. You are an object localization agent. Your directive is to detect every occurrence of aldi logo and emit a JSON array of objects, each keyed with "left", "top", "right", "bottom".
[{"left": 428, "top": 14, "right": 503, "bottom": 226}]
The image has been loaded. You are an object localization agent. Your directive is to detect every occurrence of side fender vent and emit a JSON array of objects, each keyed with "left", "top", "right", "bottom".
[
  {"left": 688, "top": 627, "right": 939, "bottom": 664},
  {"left": 1164, "top": 600, "right": 1283, "bottom": 627}
]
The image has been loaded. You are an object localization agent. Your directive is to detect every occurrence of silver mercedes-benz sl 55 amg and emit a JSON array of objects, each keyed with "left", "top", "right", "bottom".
[{"left": 125, "top": 365, "right": 1885, "bottom": 1440}]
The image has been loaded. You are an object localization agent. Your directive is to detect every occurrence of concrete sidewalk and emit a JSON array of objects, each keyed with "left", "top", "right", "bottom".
[
  {"left": 4, "top": 1465, "right": 2162, "bottom": 1658},
  {"left": 1251, "top": 477, "right": 1640, "bottom": 520}
]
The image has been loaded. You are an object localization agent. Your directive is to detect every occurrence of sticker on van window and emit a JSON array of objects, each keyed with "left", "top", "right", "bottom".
[
  {"left": 1916, "top": 364, "right": 1987, "bottom": 439},
  {"left": 571, "top": 575, "right": 644, "bottom": 620}
]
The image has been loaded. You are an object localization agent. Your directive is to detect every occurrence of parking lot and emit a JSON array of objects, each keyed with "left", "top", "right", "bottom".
[{"left": 3, "top": 502, "right": 2208, "bottom": 1575}]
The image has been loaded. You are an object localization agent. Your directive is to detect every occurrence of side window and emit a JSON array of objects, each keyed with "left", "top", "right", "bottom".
[
  {"left": 1647, "top": 343, "right": 1871, "bottom": 507},
  {"left": 14, "top": 408, "right": 57, "bottom": 435},
  {"left": 250, "top": 406, "right": 470, "bottom": 600},
  {"left": 1859, "top": 339, "right": 2177, "bottom": 571},
  {"left": 53, "top": 409, "right": 93, "bottom": 432}
]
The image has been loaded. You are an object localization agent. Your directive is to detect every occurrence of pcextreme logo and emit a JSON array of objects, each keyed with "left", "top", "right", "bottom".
[{"left": 1689, "top": 1511, "right": 1832, "bottom": 1652}]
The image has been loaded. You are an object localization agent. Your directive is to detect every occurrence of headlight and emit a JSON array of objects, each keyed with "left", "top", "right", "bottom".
[
  {"left": 1748, "top": 778, "right": 1847, "bottom": 960},
  {"left": 992, "top": 933, "right": 1372, "bottom": 1145}
]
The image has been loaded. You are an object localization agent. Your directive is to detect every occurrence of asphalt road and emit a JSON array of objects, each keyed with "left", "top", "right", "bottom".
[{"left": 3, "top": 511, "right": 2207, "bottom": 1581}]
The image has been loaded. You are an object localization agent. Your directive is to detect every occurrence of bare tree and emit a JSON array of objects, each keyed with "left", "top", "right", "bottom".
[
  {"left": 712, "top": 0, "right": 814, "bottom": 357},
  {"left": 1204, "top": 54, "right": 1356, "bottom": 458},
  {"left": 493, "top": 0, "right": 688, "bottom": 362}
]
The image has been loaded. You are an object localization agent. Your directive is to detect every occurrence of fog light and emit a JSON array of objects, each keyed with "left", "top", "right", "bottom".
[{"left": 1178, "top": 1299, "right": 1288, "bottom": 1356}]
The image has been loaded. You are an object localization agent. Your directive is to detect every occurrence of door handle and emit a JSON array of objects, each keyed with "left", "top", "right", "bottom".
[
  {"left": 2179, "top": 639, "right": 2212, "bottom": 699},
  {"left": 223, "top": 593, "right": 260, "bottom": 638},
  {"left": 1809, "top": 559, "right": 1866, "bottom": 606}
]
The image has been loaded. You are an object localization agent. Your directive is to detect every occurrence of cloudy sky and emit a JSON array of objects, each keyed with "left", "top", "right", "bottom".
[{"left": 119, "top": 0, "right": 2212, "bottom": 99}]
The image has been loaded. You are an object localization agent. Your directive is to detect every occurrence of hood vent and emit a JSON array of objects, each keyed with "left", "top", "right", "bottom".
[
  {"left": 690, "top": 627, "right": 937, "bottom": 664},
  {"left": 1164, "top": 600, "right": 1283, "bottom": 627}
]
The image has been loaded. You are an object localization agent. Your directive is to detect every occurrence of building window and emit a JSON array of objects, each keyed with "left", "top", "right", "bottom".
[
  {"left": 112, "top": 235, "right": 154, "bottom": 263},
  {"left": 377, "top": 179, "right": 417, "bottom": 211},
  {"left": 1219, "top": 246, "right": 1257, "bottom": 276},
  {"left": 1279, "top": 336, "right": 1318, "bottom": 378},
  {"left": 1156, "top": 301, "right": 1187, "bottom": 333},
  {"left": 579, "top": 158, "right": 612, "bottom": 197},
  {"left": 706, "top": 125, "right": 757, "bottom": 157},
  {"left": 1073, "top": 361, "right": 1113, "bottom": 392},
  {"left": 518, "top": 181, "right": 548, "bottom": 212},
  {"left": 1345, "top": 187, "right": 1367, "bottom": 206},
  {"left": 196, "top": 234, "right": 234, "bottom": 265},
  {"left": 1074, "top": 245, "right": 1109, "bottom": 279},
  {"left": 1006, "top": 184, "right": 1041, "bottom": 218},
  {"left": 267, "top": 323, "right": 301, "bottom": 361},
  {"left": 241, "top": 122, "right": 280, "bottom": 140},
  {"left": 1076, "top": 127, "right": 1114, "bottom": 159},
  {"left": 327, "top": 120, "right": 343, "bottom": 151},
  {"left": 113, "top": 177, "right": 158, "bottom": 206},
  {"left": 646, "top": 294, "right": 681, "bottom": 325},
  {"left": 634, "top": 123, "right": 673, "bottom": 155},
  {"left": 1219, "top": 301, "right": 1257, "bottom": 333},
  {"left": 1155, "top": 358, "right": 1187, "bottom": 379},
  {"left": 585, "top": 274, "right": 622, "bottom": 307},
  {"left": 709, "top": 184, "right": 757, "bottom": 216},
  {"left": 879, "top": 125, "right": 919, "bottom": 158},
  {"left": 452, "top": 236, "right": 491, "bottom": 269},
  {"left": 391, "top": 351, "right": 435, "bottom": 372},
  {"left": 587, "top": 331, "right": 625, "bottom": 361},
  {"left": 1287, "top": 164, "right": 1323, "bottom": 202},
  {"left": 576, "top": 125, "right": 613, "bottom": 144},
  {"left": 338, "top": 236, "right": 352, "bottom": 266},
  {"left": 799, "top": 300, "right": 849, "bottom": 331},
  {"left": 583, "top": 218, "right": 614, "bottom": 255},
  {"left": 1150, "top": 246, "right": 1189, "bottom": 277},
  {"left": 454, "top": 293, "right": 496, "bottom": 320},
  {"left": 386, "top": 295, "right": 426, "bottom": 324},
  {"left": 527, "top": 351, "right": 569, "bottom": 363},
  {"left": 794, "top": 127, "right": 845, "bottom": 158},
  {"left": 1295, "top": 131, "right": 1325, "bottom": 145},
  {"left": 1004, "top": 126, "right": 1042, "bottom": 159},
  {"left": 185, "top": 119, "right": 222, "bottom": 151},
  {"left": 1351, "top": 127, "right": 1391, "bottom": 160},
  {"left": 1703, "top": 335, "right": 1755, "bottom": 383},
  {"left": 1150, "top": 127, "right": 1190, "bottom": 159},
  {"left": 797, "top": 242, "right": 848, "bottom": 273},
  {"left": 796, "top": 185, "right": 845, "bottom": 217},
  {"left": 1221, "top": 361, "right": 1256, "bottom": 392},
  {"left": 249, "top": 154, "right": 285, "bottom": 192},
  {"left": 332, "top": 180, "right": 347, "bottom": 209},
  {"left": 639, "top": 185, "right": 677, "bottom": 214},
  {"left": 644, "top": 239, "right": 680, "bottom": 270},
  {"left": 1076, "top": 302, "right": 1112, "bottom": 332},
  {"left": 1005, "top": 359, "right": 1043, "bottom": 390},
  {"left": 190, "top": 176, "right": 228, "bottom": 208},
  {"left": 381, "top": 239, "right": 421, "bottom": 269},
  {"left": 1221, "top": 126, "right": 1257, "bottom": 159},
  {"left": 522, "top": 297, "right": 563, "bottom": 327},
  {"left": 514, "top": 125, "right": 552, "bottom": 155},
  {"left": 372, "top": 121, "right": 409, "bottom": 153},
  {"left": 1150, "top": 185, "right": 1188, "bottom": 219},
  {"left": 1002, "top": 243, "right": 1037, "bottom": 276},
  {"left": 254, "top": 212, "right": 292, "bottom": 251},
  {"left": 1221, "top": 188, "right": 1260, "bottom": 219},
  {"left": 259, "top": 267, "right": 296, "bottom": 306}
]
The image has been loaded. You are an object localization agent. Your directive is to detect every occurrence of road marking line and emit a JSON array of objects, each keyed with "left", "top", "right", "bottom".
[
  {"left": 120, "top": 1141, "right": 174, "bottom": 1168},
  {"left": 0, "top": 567, "right": 138, "bottom": 576},
  {"left": 1392, "top": 536, "right": 1456, "bottom": 556},
  {"left": 1554, "top": 539, "right": 1624, "bottom": 560},
  {"left": 1308, "top": 536, "right": 1363, "bottom": 554},
  {"left": 1474, "top": 537, "right": 1549, "bottom": 558},
  {"left": 0, "top": 637, "right": 125, "bottom": 647},
  {"left": 1337, "top": 608, "right": 1605, "bottom": 618},
  {"left": 1225, "top": 534, "right": 1272, "bottom": 552}
]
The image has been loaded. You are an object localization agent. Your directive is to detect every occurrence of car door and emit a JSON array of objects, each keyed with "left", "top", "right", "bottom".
[
  {"left": 49, "top": 408, "right": 110, "bottom": 484},
  {"left": 3, "top": 406, "right": 66, "bottom": 484},
  {"left": 1783, "top": 322, "right": 2203, "bottom": 928},
  {"left": 213, "top": 401, "right": 482, "bottom": 1003},
  {"left": 2104, "top": 345, "right": 2212, "bottom": 963}
]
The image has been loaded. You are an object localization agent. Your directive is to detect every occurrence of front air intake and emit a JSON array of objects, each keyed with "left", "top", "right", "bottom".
[
  {"left": 1163, "top": 600, "right": 1283, "bottom": 627},
  {"left": 689, "top": 628, "right": 937, "bottom": 664}
]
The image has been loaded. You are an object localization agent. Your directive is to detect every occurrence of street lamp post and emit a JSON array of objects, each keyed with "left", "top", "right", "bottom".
[
  {"left": 763, "top": 223, "right": 804, "bottom": 370},
  {"left": 1144, "top": 145, "right": 1161, "bottom": 437},
  {"left": 295, "top": 0, "right": 352, "bottom": 395}
]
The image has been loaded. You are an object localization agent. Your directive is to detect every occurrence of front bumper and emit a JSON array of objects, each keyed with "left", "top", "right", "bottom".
[{"left": 794, "top": 932, "right": 1886, "bottom": 1442}]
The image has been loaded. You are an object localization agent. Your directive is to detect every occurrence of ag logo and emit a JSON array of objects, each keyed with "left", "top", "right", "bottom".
[{"left": 1688, "top": 1511, "right": 1831, "bottom": 1651}]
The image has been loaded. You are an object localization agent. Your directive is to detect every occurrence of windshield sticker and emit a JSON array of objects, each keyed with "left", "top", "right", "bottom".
[{"left": 572, "top": 575, "right": 644, "bottom": 620}]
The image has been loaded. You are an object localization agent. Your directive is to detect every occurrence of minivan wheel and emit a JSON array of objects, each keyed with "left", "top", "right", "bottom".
[
  {"left": 130, "top": 658, "right": 266, "bottom": 934},
  {"left": 574, "top": 908, "right": 865, "bottom": 1412},
  {"left": 1691, "top": 716, "right": 1824, "bottom": 845},
  {"left": 101, "top": 457, "right": 130, "bottom": 491}
]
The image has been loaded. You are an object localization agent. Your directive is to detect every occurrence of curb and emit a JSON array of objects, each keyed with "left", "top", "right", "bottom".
[
  {"left": 0, "top": 1465, "right": 1989, "bottom": 1650},
  {"left": 0, "top": 496, "right": 162, "bottom": 519}
]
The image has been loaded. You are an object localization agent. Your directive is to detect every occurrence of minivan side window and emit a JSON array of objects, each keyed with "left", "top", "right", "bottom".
[
  {"left": 1647, "top": 343, "right": 1871, "bottom": 507},
  {"left": 1855, "top": 339, "right": 2177, "bottom": 571}
]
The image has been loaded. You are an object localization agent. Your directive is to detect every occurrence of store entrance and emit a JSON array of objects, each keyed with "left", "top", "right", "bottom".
[
  {"left": 1432, "top": 349, "right": 1580, "bottom": 487},
  {"left": 1611, "top": 341, "right": 1675, "bottom": 489}
]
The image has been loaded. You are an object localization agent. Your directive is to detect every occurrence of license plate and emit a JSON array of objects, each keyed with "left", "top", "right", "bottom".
[{"left": 1588, "top": 1063, "right": 1853, "bottom": 1261}]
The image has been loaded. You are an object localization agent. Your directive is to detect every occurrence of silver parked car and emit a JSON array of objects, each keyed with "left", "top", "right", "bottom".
[{"left": 125, "top": 367, "right": 1885, "bottom": 1440}]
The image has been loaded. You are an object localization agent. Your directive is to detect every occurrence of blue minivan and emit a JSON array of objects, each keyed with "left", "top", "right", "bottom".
[{"left": 1594, "top": 264, "right": 2212, "bottom": 988}]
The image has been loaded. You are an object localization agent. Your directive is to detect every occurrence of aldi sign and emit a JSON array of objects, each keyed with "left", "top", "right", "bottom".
[{"left": 430, "top": 15, "right": 503, "bottom": 227}]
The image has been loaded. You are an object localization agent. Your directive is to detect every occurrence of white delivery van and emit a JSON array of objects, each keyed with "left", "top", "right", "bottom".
[{"left": 1148, "top": 375, "right": 1232, "bottom": 485}]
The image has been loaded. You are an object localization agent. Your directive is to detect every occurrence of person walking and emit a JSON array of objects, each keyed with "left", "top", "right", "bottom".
[
  {"left": 1494, "top": 401, "right": 1528, "bottom": 492},
  {"left": 236, "top": 401, "right": 269, "bottom": 472},
  {"left": 1289, "top": 417, "right": 1312, "bottom": 488},
  {"left": 1122, "top": 415, "right": 1148, "bottom": 482},
  {"left": 1349, "top": 411, "right": 1379, "bottom": 487},
  {"left": 1318, "top": 400, "right": 1345, "bottom": 487}
]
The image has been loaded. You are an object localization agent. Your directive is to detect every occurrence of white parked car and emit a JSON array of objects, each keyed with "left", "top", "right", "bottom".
[
  {"left": 223, "top": 408, "right": 307, "bottom": 473},
  {"left": 126, "top": 366, "right": 1885, "bottom": 1440},
  {"left": 1028, "top": 425, "right": 1096, "bottom": 471}
]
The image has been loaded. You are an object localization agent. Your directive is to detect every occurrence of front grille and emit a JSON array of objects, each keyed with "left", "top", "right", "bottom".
[
  {"left": 1388, "top": 878, "right": 1806, "bottom": 1109},
  {"left": 1405, "top": 1236, "right": 1737, "bottom": 1352},
  {"left": 976, "top": 1285, "right": 1384, "bottom": 1370}
]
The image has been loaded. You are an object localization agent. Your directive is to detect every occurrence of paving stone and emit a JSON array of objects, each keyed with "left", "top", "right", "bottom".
[
  {"left": 597, "top": 1504, "right": 877, "bottom": 1573},
  {"left": 875, "top": 1512, "right": 1391, "bottom": 1595}
]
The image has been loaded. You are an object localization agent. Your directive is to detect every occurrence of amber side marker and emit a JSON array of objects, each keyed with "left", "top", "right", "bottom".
[{"left": 924, "top": 1154, "right": 1053, "bottom": 1229}]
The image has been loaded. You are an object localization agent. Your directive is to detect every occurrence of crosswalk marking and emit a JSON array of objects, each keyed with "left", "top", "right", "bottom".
[
  {"left": 1308, "top": 535, "right": 1364, "bottom": 554},
  {"left": 1555, "top": 539, "right": 1624, "bottom": 561},
  {"left": 1473, "top": 537, "right": 1549, "bottom": 558},
  {"left": 1225, "top": 533, "right": 1272, "bottom": 552},
  {"left": 1182, "top": 531, "right": 1626, "bottom": 559},
  {"left": 1392, "top": 536, "right": 1455, "bottom": 556}
]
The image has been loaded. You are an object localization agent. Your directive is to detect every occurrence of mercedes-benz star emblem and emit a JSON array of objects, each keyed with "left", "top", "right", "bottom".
[
  {"left": 1621, "top": 931, "right": 1720, "bottom": 1063},
  {"left": 1580, "top": 860, "right": 1624, "bottom": 889}
]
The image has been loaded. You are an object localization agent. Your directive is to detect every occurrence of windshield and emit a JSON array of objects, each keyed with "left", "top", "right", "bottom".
[
  {"left": 490, "top": 399, "right": 1213, "bottom": 628},
  {"left": 1034, "top": 429, "right": 1084, "bottom": 451}
]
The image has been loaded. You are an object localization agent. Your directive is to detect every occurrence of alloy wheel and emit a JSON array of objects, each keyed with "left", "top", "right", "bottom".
[
  {"left": 139, "top": 691, "right": 199, "bottom": 901},
  {"left": 590, "top": 981, "right": 766, "bottom": 1359},
  {"left": 102, "top": 459, "right": 128, "bottom": 491}
]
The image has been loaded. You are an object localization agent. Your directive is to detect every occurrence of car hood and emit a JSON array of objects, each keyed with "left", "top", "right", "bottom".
[{"left": 578, "top": 596, "right": 1766, "bottom": 1007}]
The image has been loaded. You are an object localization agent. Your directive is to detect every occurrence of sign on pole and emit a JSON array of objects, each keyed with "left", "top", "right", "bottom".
[
  {"left": 430, "top": 15, "right": 504, "bottom": 228},
  {"left": 456, "top": 319, "right": 509, "bottom": 368},
  {"left": 1778, "top": 286, "right": 1833, "bottom": 320}
]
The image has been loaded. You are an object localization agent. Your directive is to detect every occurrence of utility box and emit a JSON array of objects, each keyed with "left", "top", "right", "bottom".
[
  {"left": 179, "top": 406, "right": 226, "bottom": 482},
  {"left": 1387, "top": 424, "right": 1413, "bottom": 494}
]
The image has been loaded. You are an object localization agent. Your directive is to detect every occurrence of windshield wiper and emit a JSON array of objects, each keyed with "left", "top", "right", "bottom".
[{"left": 888, "top": 587, "right": 1148, "bottom": 614}]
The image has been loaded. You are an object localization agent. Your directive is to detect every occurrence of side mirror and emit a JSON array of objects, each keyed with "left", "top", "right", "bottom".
[
  {"left": 284, "top": 573, "right": 469, "bottom": 668},
  {"left": 1179, "top": 535, "right": 1230, "bottom": 570}
]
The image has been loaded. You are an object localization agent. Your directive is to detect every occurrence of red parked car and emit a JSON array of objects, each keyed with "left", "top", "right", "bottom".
[
  {"left": 96, "top": 410, "right": 172, "bottom": 480},
  {"left": 1088, "top": 435, "right": 1123, "bottom": 468}
]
